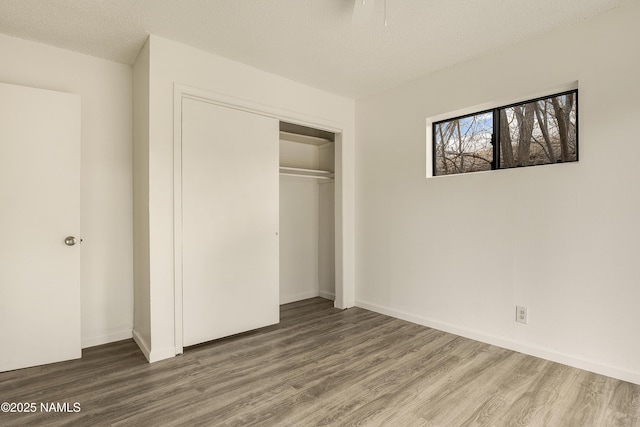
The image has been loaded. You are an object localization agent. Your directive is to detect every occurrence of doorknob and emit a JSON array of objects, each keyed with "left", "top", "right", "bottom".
[{"left": 64, "top": 236, "right": 77, "bottom": 246}]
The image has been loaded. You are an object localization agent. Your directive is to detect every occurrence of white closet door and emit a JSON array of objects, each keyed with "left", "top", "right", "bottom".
[
  {"left": 0, "top": 82, "right": 81, "bottom": 372},
  {"left": 181, "top": 98, "right": 279, "bottom": 347}
]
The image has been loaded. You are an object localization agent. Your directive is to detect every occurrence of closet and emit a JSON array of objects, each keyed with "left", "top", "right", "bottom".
[
  {"left": 179, "top": 98, "right": 337, "bottom": 349},
  {"left": 279, "top": 122, "right": 336, "bottom": 304}
]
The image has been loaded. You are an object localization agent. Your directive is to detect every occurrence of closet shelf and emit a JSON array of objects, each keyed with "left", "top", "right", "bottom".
[
  {"left": 279, "top": 131, "right": 332, "bottom": 147},
  {"left": 279, "top": 166, "right": 334, "bottom": 180}
]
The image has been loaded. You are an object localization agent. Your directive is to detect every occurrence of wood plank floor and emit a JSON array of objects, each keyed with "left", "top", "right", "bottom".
[{"left": 1, "top": 297, "right": 639, "bottom": 426}]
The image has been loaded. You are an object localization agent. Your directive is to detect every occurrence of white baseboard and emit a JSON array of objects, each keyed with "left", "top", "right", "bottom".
[
  {"left": 82, "top": 328, "right": 133, "bottom": 349},
  {"left": 132, "top": 329, "right": 151, "bottom": 362},
  {"left": 280, "top": 290, "right": 319, "bottom": 305},
  {"left": 131, "top": 329, "right": 175, "bottom": 363},
  {"left": 318, "top": 290, "right": 335, "bottom": 301},
  {"left": 356, "top": 299, "right": 640, "bottom": 386}
]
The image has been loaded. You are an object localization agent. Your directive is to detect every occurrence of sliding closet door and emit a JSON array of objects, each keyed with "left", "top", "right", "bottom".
[{"left": 181, "top": 99, "right": 279, "bottom": 347}]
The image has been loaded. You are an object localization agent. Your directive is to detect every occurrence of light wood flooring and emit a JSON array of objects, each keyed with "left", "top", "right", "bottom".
[{"left": 1, "top": 297, "right": 639, "bottom": 426}]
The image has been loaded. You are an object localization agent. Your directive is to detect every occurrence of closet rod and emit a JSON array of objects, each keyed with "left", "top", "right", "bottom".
[{"left": 279, "top": 172, "right": 334, "bottom": 180}]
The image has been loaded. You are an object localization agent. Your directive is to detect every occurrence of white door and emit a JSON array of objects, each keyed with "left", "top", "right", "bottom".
[
  {"left": 181, "top": 98, "right": 279, "bottom": 347},
  {"left": 0, "top": 82, "right": 81, "bottom": 372}
]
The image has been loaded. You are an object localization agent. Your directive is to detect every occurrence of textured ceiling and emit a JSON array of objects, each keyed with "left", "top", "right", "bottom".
[{"left": 0, "top": 0, "right": 634, "bottom": 98}]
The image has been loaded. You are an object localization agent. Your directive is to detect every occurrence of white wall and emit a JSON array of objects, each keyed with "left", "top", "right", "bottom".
[
  {"left": 0, "top": 34, "right": 133, "bottom": 348},
  {"left": 280, "top": 176, "right": 320, "bottom": 304},
  {"left": 318, "top": 181, "right": 336, "bottom": 300},
  {"left": 355, "top": 2, "right": 640, "bottom": 384},
  {"left": 279, "top": 178, "right": 336, "bottom": 303},
  {"left": 132, "top": 39, "right": 151, "bottom": 354},
  {"left": 136, "top": 35, "right": 355, "bottom": 362},
  {"left": 279, "top": 138, "right": 336, "bottom": 303}
]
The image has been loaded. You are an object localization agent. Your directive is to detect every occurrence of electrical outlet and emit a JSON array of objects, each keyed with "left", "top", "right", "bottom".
[{"left": 516, "top": 306, "right": 528, "bottom": 324}]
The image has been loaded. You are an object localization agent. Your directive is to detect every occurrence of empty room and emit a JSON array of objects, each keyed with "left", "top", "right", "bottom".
[{"left": 1, "top": 0, "right": 639, "bottom": 425}]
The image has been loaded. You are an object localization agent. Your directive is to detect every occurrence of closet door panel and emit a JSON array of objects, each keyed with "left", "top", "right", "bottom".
[{"left": 182, "top": 99, "right": 279, "bottom": 347}]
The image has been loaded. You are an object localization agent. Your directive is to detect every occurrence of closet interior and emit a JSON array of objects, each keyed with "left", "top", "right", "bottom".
[{"left": 279, "top": 122, "right": 336, "bottom": 304}]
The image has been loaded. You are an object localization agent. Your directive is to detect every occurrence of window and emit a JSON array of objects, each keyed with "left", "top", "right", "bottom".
[{"left": 432, "top": 90, "right": 578, "bottom": 176}]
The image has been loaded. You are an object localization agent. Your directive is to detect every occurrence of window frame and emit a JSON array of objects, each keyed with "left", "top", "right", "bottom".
[{"left": 429, "top": 88, "right": 579, "bottom": 177}]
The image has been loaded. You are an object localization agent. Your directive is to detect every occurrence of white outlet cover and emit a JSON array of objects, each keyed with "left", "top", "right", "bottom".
[{"left": 516, "top": 306, "right": 528, "bottom": 324}]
